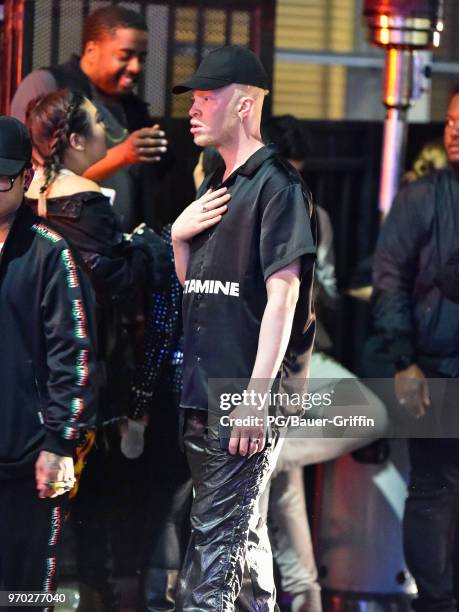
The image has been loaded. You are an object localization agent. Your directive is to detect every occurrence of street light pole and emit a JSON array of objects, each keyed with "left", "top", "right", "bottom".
[{"left": 363, "top": 0, "right": 444, "bottom": 217}]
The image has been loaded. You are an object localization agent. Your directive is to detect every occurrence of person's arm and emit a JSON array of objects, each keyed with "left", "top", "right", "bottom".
[
  {"left": 10, "top": 70, "right": 57, "bottom": 122},
  {"left": 251, "top": 261, "right": 301, "bottom": 380},
  {"left": 372, "top": 181, "right": 434, "bottom": 417},
  {"left": 83, "top": 124, "right": 168, "bottom": 183},
  {"left": 228, "top": 182, "right": 316, "bottom": 456},
  {"left": 171, "top": 187, "right": 231, "bottom": 285},
  {"left": 36, "top": 241, "right": 97, "bottom": 498},
  {"left": 228, "top": 259, "right": 302, "bottom": 457}
]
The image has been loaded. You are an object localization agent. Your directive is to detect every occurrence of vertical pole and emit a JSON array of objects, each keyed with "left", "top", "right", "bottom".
[
  {"left": 0, "top": 0, "right": 25, "bottom": 115},
  {"left": 378, "top": 48, "right": 413, "bottom": 216},
  {"left": 379, "top": 107, "right": 408, "bottom": 216}
]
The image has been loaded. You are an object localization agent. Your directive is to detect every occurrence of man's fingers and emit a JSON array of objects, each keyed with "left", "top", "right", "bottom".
[
  {"left": 136, "top": 146, "right": 168, "bottom": 157},
  {"left": 229, "top": 425, "right": 265, "bottom": 457},
  {"left": 200, "top": 187, "right": 229, "bottom": 204},
  {"left": 422, "top": 381, "right": 431, "bottom": 406},
  {"left": 199, "top": 194, "right": 231, "bottom": 213},
  {"left": 200, "top": 216, "right": 223, "bottom": 230},
  {"left": 137, "top": 126, "right": 166, "bottom": 138},
  {"left": 403, "top": 397, "right": 425, "bottom": 419},
  {"left": 201, "top": 204, "right": 228, "bottom": 221},
  {"left": 247, "top": 440, "right": 259, "bottom": 457},
  {"left": 238, "top": 437, "right": 249, "bottom": 457},
  {"left": 228, "top": 430, "right": 240, "bottom": 455},
  {"left": 136, "top": 136, "right": 168, "bottom": 147}
]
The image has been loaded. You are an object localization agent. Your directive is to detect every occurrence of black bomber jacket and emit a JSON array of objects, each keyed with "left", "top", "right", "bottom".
[
  {"left": 0, "top": 204, "right": 97, "bottom": 479},
  {"left": 373, "top": 167, "right": 459, "bottom": 377}
]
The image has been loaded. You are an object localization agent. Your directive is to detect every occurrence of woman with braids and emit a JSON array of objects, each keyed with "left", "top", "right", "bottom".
[{"left": 25, "top": 89, "right": 172, "bottom": 611}]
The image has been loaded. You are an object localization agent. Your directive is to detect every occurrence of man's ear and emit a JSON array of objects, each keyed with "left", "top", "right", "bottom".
[
  {"left": 23, "top": 167, "right": 35, "bottom": 191},
  {"left": 69, "top": 132, "right": 86, "bottom": 152},
  {"left": 82, "top": 40, "right": 99, "bottom": 63},
  {"left": 238, "top": 96, "right": 254, "bottom": 119}
]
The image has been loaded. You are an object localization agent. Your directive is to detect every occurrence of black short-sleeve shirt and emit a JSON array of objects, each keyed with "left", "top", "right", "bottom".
[{"left": 181, "top": 145, "right": 317, "bottom": 411}]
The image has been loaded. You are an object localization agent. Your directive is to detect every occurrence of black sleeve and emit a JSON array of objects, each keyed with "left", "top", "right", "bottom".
[
  {"left": 372, "top": 181, "right": 434, "bottom": 364},
  {"left": 437, "top": 248, "right": 459, "bottom": 303},
  {"left": 48, "top": 194, "right": 150, "bottom": 302},
  {"left": 260, "top": 183, "right": 316, "bottom": 282},
  {"left": 41, "top": 243, "right": 97, "bottom": 455}
]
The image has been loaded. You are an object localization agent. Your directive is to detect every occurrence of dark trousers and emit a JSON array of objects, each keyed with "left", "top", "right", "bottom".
[
  {"left": 404, "top": 438, "right": 459, "bottom": 612},
  {"left": 0, "top": 475, "right": 68, "bottom": 611},
  {"left": 138, "top": 397, "right": 193, "bottom": 612},
  {"left": 176, "top": 409, "right": 282, "bottom": 612}
]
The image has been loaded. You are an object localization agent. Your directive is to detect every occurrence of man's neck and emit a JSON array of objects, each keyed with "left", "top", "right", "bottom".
[
  {"left": 78, "top": 57, "right": 108, "bottom": 100},
  {"left": 219, "top": 137, "right": 264, "bottom": 182}
]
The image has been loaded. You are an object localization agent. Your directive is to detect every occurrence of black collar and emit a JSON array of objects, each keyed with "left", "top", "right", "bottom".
[
  {"left": 217, "top": 144, "right": 276, "bottom": 186},
  {"left": 233, "top": 144, "right": 276, "bottom": 177}
]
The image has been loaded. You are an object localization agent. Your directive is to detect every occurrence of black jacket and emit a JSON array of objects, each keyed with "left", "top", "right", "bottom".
[
  {"left": 26, "top": 191, "right": 152, "bottom": 304},
  {"left": 373, "top": 167, "right": 459, "bottom": 377},
  {"left": 0, "top": 205, "right": 97, "bottom": 479},
  {"left": 437, "top": 248, "right": 459, "bottom": 303}
]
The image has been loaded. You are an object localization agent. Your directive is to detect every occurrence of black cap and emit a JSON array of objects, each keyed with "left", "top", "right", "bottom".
[
  {"left": 0, "top": 116, "right": 32, "bottom": 175},
  {"left": 172, "top": 45, "right": 268, "bottom": 94}
]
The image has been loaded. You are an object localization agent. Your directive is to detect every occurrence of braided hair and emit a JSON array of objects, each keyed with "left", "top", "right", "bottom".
[{"left": 25, "top": 89, "right": 92, "bottom": 216}]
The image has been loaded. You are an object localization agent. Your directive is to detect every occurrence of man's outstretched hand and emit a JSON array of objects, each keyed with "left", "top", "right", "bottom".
[{"left": 120, "top": 124, "right": 168, "bottom": 164}]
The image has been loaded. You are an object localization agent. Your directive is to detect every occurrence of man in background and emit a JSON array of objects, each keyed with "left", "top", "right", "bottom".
[
  {"left": 373, "top": 87, "right": 459, "bottom": 611},
  {"left": 11, "top": 5, "right": 169, "bottom": 231}
]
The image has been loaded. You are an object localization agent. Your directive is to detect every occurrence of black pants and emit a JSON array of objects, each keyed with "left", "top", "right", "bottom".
[
  {"left": 404, "top": 438, "right": 459, "bottom": 612},
  {"left": 176, "top": 409, "right": 283, "bottom": 612},
  {"left": 138, "top": 397, "right": 193, "bottom": 612},
  {"left": 141, "top": 398, "right": 192, "bottom": 572},
  {"left": 0, "top": 475, "right": 68, "bottom": 612}
]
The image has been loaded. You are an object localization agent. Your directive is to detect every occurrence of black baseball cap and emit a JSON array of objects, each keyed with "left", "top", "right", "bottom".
[
  {"left": 172, "top": 45, "right": 268, "bottom": 94},
  {"left": 0, "top": 116, "right": 32, "bottom": 175}
]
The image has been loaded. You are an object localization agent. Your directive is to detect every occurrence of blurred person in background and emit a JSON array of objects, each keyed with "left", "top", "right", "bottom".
[{"left": 402, "top": 140, "right": 448, "bottom": 186}]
